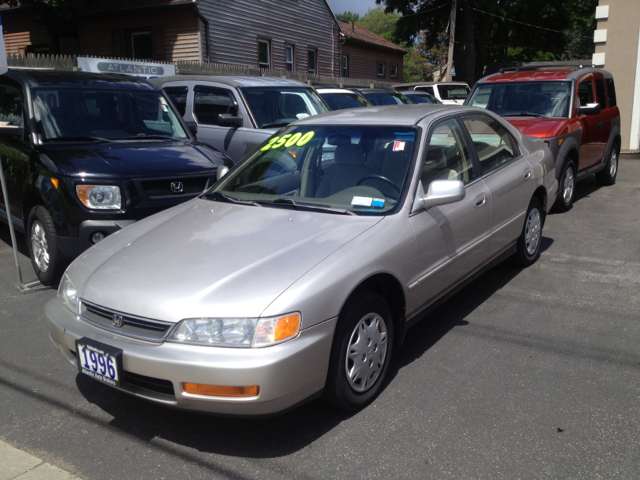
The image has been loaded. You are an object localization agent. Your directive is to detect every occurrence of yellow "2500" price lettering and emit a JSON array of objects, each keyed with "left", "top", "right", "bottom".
[{"left": 260, "top": 131, "right": 315, "bottom": 151}]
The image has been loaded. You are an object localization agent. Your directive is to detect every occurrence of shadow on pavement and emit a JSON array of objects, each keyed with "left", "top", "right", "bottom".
[
  {"left": 0, "top": 223, "right": 29, "bottom": 257},
  {"left": 74, "top": 236, "right": 554, "bottom": 459}
]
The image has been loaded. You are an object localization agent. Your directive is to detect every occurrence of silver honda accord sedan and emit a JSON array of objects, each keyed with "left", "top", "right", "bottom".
[{"left": 45, "top": 105, "right": 558, "bottom": 415}]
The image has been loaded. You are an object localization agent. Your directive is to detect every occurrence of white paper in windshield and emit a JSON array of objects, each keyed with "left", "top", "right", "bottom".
[{"left": 351, "top": 196, "right": 373, "bottom": 207}]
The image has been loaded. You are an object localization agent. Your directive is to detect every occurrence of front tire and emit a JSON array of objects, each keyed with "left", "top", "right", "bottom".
[
  {"left": 27, "top": 205, "right": 64, "bottom": 286},
  {"left": 323, "top": 292, "right": 394, "bottom": 411},
  {"left": 596, "top": 145, "right": 618, "bottom": 186},
  {"left": 511, "top": 197, "right": 543, "bottom": 267},
  {"left": 553, "top": 160, "right": 576, "bottom": 212}
]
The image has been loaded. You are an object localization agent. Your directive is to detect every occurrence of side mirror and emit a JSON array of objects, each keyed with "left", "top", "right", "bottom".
[
  {"left": 216, "top": 166, "right": 229, "bottom": 181},
  {"left": 578, "top": 103, "right": 601, "bottom": 116},
  {"left": 218, "top": 114, "right": 243, "bottom": 128},
  {"left": 185, "top": 122, "right": 197, "bottom": 136},
  {"left": 416, "top": 179, "right": 465, "bottom": 210}
]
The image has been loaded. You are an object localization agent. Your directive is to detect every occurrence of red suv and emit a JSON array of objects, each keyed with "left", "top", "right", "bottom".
[{"left": 465, "top": 66, "right": 620, "bottom": 211}]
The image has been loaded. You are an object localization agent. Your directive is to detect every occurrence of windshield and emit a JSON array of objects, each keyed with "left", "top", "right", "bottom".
[
  {"left": 210, "top": 125, "right": 418, "bottom": 215},
  {"left": 404, "top": 93, "right": 440, "bottom": 104},
  {"left": 31, "top": 88, "right": 188, "bottom": 141},
  {"left": 240, "top": 87, "right": 329, "bottom": 129},
  {"left": 362, "top": 92, "right": 413, "bottom": 106},
  {"left": 467, "top": 81, "right": 571, "bottom": 118},
  {"left": 438, "top": 84, "right": 470, "bottom": 100},
  {"left": 320, "top": 92, "right": 371, "bottom": 110}
]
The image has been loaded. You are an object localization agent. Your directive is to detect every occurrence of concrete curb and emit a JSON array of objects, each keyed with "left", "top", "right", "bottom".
[{"left": 0, "top": 440, "right": 78, "bottom": 480}]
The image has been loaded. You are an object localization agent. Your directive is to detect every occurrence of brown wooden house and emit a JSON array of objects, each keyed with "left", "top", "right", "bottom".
[
  {"left": 0, "top": 1, "right": 406, "bottom": 81},
  {"left": 337, "top": 20, "right": 407, "bottom": 82}
]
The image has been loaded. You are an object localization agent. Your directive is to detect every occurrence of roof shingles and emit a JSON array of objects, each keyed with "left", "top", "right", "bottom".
[{"left": 338, "top": 20, "right": 407, "bottom": 54}]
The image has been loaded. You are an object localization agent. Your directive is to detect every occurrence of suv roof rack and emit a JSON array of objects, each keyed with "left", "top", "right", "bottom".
[{"left": 499, "top": 64, "right": 596, "bottom": 73}]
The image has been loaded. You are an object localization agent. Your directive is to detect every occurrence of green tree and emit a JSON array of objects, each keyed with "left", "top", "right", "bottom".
[
  {"left": 381, "top": 0, "right": 598, "bottom": 85},
  {"left": 357, "top": 6, "right": 401, "bottom": 41},
  {"left": 335, "top": 11, "right": 360, "bottom": 23}
]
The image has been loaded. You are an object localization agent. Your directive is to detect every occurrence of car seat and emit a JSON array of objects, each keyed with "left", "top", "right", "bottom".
[{"left": 315, "top": 144, "right": 372, "bottom": 197}]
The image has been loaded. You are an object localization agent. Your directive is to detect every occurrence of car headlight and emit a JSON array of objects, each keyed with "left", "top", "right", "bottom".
[
  {"left": 167, "top": 313, "right": 300, "bottom": 348},
  {"left": 76, "top": 185, "right": 121, "bottom": 209},
  {"left": 58, "top": 273, "right": 79, "bottom": 314}
]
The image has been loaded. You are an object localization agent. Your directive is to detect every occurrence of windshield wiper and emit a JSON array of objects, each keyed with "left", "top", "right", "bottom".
[
  {"left": 505, "top": 112, "right": 549, "bottom": 118},
  {"left": 122, "top": 135, "right": 177, "bottom": 141},
  {"left": 269, "top": 197, "right": 356, "bottom": 215},
  {"left": 44, "top": 136, "right": 110, "bottom": 143},
  {"left": 202, "top": 191, "right": 261, "bottom": 206}
]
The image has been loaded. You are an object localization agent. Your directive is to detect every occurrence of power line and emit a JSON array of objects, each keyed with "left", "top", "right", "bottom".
[
  {"left": 472, "top": 7, "right": 593, "bottom": 39},
  {"left": 401, "top": 3, "right": 449, "bottom": 18}
]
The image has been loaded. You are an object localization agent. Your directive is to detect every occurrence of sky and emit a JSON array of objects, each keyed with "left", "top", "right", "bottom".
[{"left": 326, "top": 0, "right": 379, "bottom": 17}]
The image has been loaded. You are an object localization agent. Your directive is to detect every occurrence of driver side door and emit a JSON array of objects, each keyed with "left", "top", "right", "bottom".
[{"left": 407, "top": 117, "right": 492, "bottom": 313}]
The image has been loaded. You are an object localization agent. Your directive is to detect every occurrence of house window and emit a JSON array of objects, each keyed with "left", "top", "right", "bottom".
[
  {"left": 285, "top": 45, "right": 294, "bottom": 71},
  {"left": 342, "top": 55, "right": 349, "bottom": 77},
  {"left": 308, "top": 49, "right": 317, "bottom": 74},
  {"left": 377, "top": 62, "right": 385, "bottom": 77},
  {"left": 131, "top": 31, "right": 153, "bottom": 60},
  {"left": 258, "top": 40, "right": 271, "bottom": 69},
  {"left": 390, "top": 64, "right": 398, "bottom": 78}
]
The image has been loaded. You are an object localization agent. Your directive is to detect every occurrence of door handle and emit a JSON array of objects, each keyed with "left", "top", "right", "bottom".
[
  {"left": 598, "top": 119, "right": 604, "bottom": 129},
  {"left": 474, "top": 193, "right": 486, "bottom": 208},
  {"left": 523, "top": 169, "right": 532, "bottom": 179}
]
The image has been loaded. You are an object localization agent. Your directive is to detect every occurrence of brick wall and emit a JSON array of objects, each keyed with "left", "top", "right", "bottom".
[{"left": 341, "top": 42, "right": 405, "bottom": 82}]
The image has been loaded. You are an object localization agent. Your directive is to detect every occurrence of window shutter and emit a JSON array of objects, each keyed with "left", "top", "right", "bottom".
[{"left": 113, "top": 30, "right": 124, "bottom": 57}]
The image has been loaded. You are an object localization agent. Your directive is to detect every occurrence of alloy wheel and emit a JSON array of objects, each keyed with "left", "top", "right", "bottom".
[
  {"left": 345, "top": 312, "right": 388, "bottom": 393},
  {"left": 31, "top": 220, "right": 50, "bottom": 272},
  {"left": 610, "top": 150, "right": 618, "bottom": 178},
  {"left": 563, "top": 167, "right": 575, "bottom": 204}
]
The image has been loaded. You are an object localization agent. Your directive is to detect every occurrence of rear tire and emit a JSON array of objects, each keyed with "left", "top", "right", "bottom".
[
  {"left": 553, "top": 160, "right": 576, "bottom": 212},
  {"left": 511, "top": 197, "right": 543, "bottom": 268},
  {"left": 596, "top": 145, "right": 618, "bottom": 186},
  {"left": 26, "top": 205, "right": 64, "bottom": 286},
  {"left": 323, "top": 292, "right": 394, "bottom": 411}
]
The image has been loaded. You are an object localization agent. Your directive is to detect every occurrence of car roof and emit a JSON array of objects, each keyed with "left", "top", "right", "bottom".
[
  {"left": 395, "top": 81, "right": 469, "bottom": 88},
  {"left": 292, "top": 104, "right": 465, "bottom": 126},
  {"left": 317, "top": 88, "right": 358, "bottom": 94},
  {"left": 398, "top": 90, "right": 431, "bottom": 95},
  {"left": 478, "top": 67, "right": 614, "bottom": 83},
  {"left": 354, "top": 88, "right": 402, "bottom": 94},
  {"left": 3, "top": 68, "right": 159, "bottom": 90},
  {"left": 150, "top": 75, "right": 309, "bottom": 88}
]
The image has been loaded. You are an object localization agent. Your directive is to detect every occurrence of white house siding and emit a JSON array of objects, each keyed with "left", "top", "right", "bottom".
[{"left": 198, "top": 0, "right": 340, "bottom": 76}]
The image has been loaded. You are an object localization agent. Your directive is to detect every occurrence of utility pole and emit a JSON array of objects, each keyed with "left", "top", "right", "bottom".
[{"left": 445, "top": 0, "right": 457, "bottom": 82}]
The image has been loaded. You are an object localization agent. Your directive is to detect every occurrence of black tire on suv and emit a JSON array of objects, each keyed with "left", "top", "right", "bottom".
[
  {"left": 553, "top": 160, "right": 576, "bottom": 213},
  {"left": 26, "top": 205, "right": 65, "bottom": 286},
  {"left": 596, "top": 145, "right": 619, "bottom": 186}
]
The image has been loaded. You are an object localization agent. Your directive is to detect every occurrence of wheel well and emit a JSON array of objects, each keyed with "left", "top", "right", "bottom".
[
  {"left": 533, "top": 186, "right": 547, "bottom": 215},
  {"left": 22, "top": 188, "right": 44, "bottom": 230},
  {"left": 349, "top": 274, "right": 406, "bottom": 335}
]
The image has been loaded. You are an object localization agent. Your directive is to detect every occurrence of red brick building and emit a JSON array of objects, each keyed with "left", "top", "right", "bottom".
[{"left": 338, "top": 20, "right": 407, "bottom": 82}]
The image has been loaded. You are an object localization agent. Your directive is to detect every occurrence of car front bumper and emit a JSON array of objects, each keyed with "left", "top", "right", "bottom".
[{"left": 44, "top": 298, "right": 337, "bottom": 416}]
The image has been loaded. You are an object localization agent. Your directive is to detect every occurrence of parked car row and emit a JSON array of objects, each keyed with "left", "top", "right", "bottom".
[{"left": 0, "top": 64, "right": 619, "bottom": 418}]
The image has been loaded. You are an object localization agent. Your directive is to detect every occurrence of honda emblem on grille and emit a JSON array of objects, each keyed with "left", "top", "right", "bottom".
[
  {"left": 112, "top": 314, "right": 124, "bottom": 328},
  {"left": 171, "top": 181, "right": 184, "bottom": 193}
]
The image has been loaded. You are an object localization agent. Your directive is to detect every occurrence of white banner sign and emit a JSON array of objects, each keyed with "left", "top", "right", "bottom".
[{"left": 77, "top": 57, "right": 175, "bottom": 79}]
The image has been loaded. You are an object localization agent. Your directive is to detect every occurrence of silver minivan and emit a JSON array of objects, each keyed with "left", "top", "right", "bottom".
[{"left": 152, "top": 76, "right": 329, "bottom": 162}]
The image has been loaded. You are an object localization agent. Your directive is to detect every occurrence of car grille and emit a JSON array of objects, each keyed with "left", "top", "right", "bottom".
[
  {"left": 139, "top": 175, "right": 211, "bottom": 198},
  {"left": 79, "top": 300, "right": 174, "bottom": 342},
  {"left": 123, "top": 371, "right": 175, "bottom": 397}
]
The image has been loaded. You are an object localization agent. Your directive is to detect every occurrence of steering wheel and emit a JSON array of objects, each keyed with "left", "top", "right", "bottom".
[{"left": 356, "top": 174, "right": 401, "bottom": 195}]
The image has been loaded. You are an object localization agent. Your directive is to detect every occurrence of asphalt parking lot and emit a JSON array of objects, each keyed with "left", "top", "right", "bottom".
[{"left": 1, "top": 159, "right": 639, "bottom": 480}]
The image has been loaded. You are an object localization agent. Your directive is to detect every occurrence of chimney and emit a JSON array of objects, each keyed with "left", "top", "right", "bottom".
[{"left": 351, "top": 21, "right": 354, "bottom": 30}]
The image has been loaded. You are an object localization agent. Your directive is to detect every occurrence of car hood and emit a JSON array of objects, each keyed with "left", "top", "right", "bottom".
[
  {"left": 43, "top": 141, "right": 224, "bottom": 178},
  {"left": 505, "top": 118, "right": 565, "bottom": 138},
  {"left": 72, "top": 199, "right": 382, "bottom": 321}
]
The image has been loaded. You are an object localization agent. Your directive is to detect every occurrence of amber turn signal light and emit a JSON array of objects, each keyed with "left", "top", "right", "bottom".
[
  {"left": 50, "top": 177, "right": 59, "bottom": 189},
  {"left": 273, "top": 313, "right": 300, "bottom": 342},
  {"left": 182, "top": 383, "right": 259, "bottom": 397}
]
